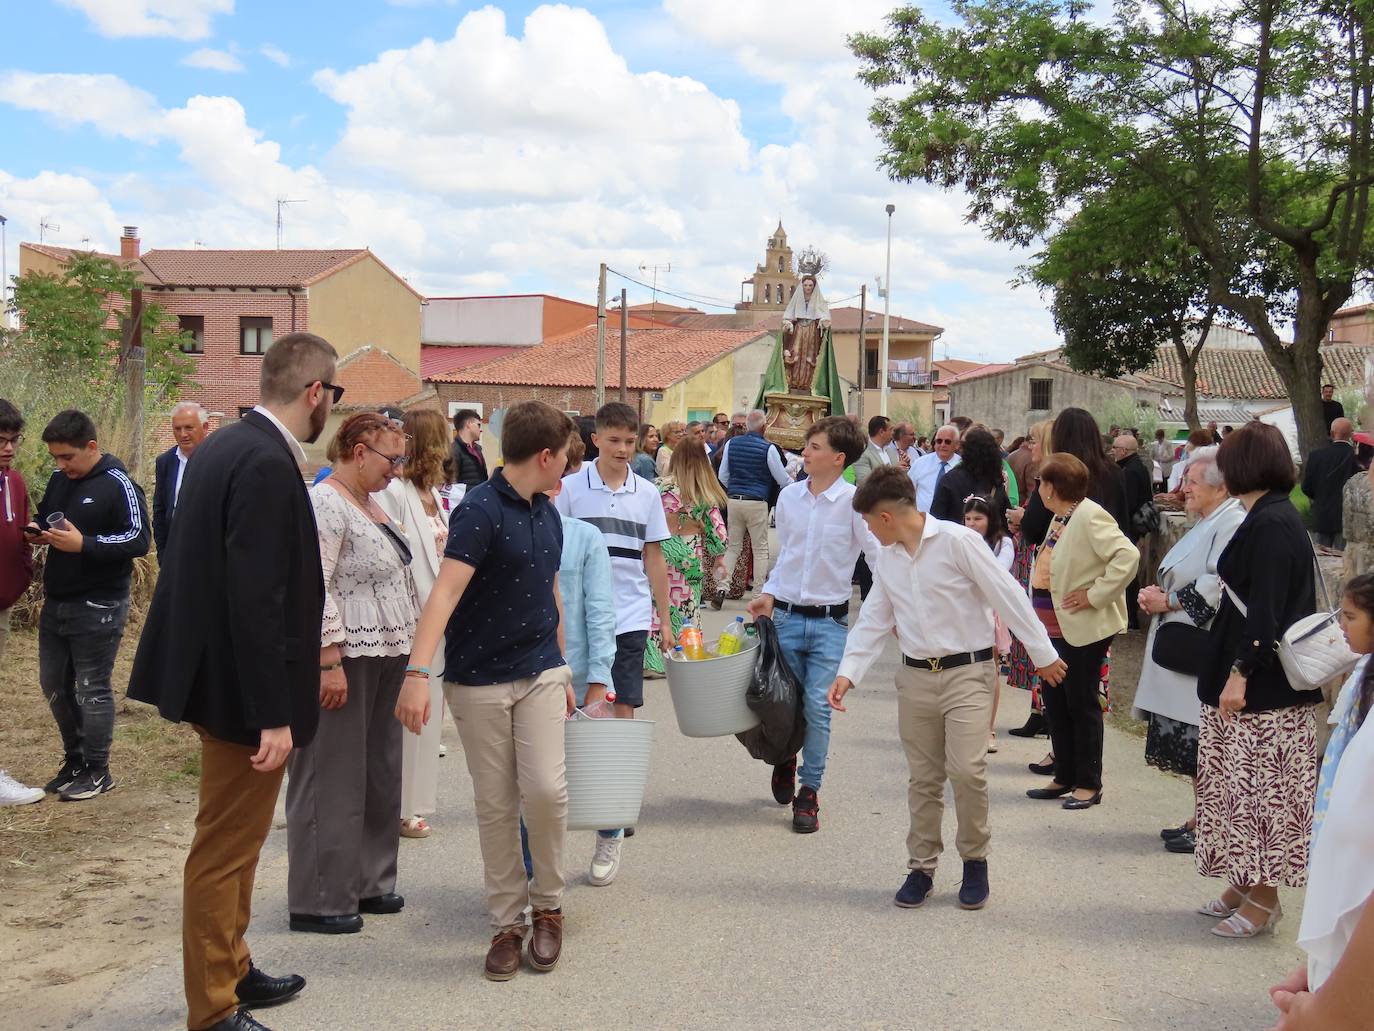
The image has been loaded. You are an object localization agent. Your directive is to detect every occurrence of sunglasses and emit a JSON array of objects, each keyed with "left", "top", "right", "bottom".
[
  {"left": 363, "top": 442, "right": 408, "bottom": 469},
  {"left": 308, "top": 380, "right": 346, "bottom": 404}
]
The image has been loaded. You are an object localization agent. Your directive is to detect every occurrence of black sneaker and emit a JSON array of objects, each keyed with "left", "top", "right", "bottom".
[
  {"left": 958, "top": 859, "right": 989, "bottom": 910},
  {"left": 792, "top": 785, "right": 819, "bottom": 833},
  {"left": 59, "top": 767, "right": 116, "bottom": 801},
  {"left": 709, "top": 589, "right": 725, "bottom": 611},
  {"left": 44, "top": 757, "right": 84, "bottom": 794},
  {"left": 895, "top": 870, "right": 934, "bottom": 908},
  {"left": 771, "top": 757, "right": 797, "bottom": 805}
]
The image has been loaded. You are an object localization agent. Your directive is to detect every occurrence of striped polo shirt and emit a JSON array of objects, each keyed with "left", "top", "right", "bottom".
[{"left": 555, "top": 458, "right": 670, "bottom": 636}]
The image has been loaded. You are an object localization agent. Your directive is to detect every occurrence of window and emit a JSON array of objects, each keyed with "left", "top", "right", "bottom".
[
  {"left": 763, "top": 283, "right": 771, "bottom": 303},
  {"left": 239, "top": 316, "right": 273, "bottom": 355},
  {"left": 789, "top": 285, "right": 796, "bottom": 298},
  {"left": 1029, "top": 378, "right": 1053, "bottom": 410},
  {"left": 864, "top": 348, "right": 880, "bottom": 389},
  {"left": 777, "top": 256, "right": 784, "bottom": 272},
  {"left": 178, "top": 315, "right": 204, "bottom": 354}
]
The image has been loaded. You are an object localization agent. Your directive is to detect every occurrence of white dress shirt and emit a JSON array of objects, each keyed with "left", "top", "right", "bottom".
[
  {"left": 837, "top": 516, "right": 1057, "bottom": 685},
  {"left": 761, "top": 477, "right": 880, "bottom": 606},
  {"left": 251, "top": 404, "right": 307, "bottom": 464},
  {"left": 173, "top": 448, "right": 190, "bottom": 508},
  {"left": 909, "top": 451, "right": 961, "bottom": 512},
  {"left": 718, "top": 434, "right": 792, "bottom": 489}
]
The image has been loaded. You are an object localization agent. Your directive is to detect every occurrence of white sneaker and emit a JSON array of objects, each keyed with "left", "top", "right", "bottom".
[
  {"left": 0, "top": 770, "right": 45, "bottom": 807},
  {"left": 588, "top": 835, "right": 623, "bottom": 886}
]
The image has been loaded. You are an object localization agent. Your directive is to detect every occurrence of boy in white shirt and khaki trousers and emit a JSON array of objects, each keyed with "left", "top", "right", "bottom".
[{"left": 828, "top": 467, "right": 1067, "bottom": 910}]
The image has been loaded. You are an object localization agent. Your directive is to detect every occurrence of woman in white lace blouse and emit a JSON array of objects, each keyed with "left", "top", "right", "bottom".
[{"left": 285, "top": 412, "right": 419, "bottom": 934}]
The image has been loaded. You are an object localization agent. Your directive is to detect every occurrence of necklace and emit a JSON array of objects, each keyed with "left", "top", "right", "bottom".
[{"left": 330, "top": 473, "right": 374, "bottom": 515}]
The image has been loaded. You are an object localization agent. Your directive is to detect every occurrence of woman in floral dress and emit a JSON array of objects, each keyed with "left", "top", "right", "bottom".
[{"left": 644, "top": 438, "right": 728, "bottom": 674}]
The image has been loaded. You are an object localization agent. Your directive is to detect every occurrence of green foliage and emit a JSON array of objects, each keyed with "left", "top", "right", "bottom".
[
  {"left": 887, "top": 401, "right": 938, "bottom": 440},
  {"left": 852, "top": 0, "right": 1374, "bottom": 459},
  {"left": 11, "top": 253, "right": 193, "bottom": 396},
  {"left": 1092, "top": 393, "right": 1158, "bottom": 443}
]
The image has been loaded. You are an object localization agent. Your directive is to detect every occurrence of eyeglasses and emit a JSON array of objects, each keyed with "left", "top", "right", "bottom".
[
  {"left": 0, "top": 433, "right": 22, "bottom": 448},
  {"left": 308, "top": 380, "right": 345, "bottom": 404},
  {"left": 363, "top": 442, "right": 408, "bottom": 469},
  {"left": 934, "top": 437, "right": 957, "bottom": 445}
]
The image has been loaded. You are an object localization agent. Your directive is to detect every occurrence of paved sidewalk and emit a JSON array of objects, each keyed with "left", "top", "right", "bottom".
[{"left": 83, "top": 604, "right": 1299, "bottom": 1031}]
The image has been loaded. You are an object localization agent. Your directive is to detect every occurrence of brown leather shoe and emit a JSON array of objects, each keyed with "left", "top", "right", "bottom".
[
  {"left": 484, "top": 928, "right": 524, "bottom": 982},
  {"left": 528, "top": 909, "right": 564, "bottom": 972}
]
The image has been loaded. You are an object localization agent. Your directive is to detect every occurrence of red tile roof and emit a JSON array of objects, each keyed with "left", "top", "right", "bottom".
[
  {"left": 1147, "top": 345, "right": 1371, "bottom": 399},
  {"left": 828, "top": 306, "right": 944, "bottom": 334},
  {"left": 139, "top": 249, "right": 368, "bottom": 288},
  {"left": 421, "top": 344, "right": 522, "bottom": 379},
  {"left": 430, "top": 325, "right": 771, "bottom": 389}
]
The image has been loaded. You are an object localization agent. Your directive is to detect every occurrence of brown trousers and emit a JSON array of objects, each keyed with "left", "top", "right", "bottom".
[
  {"left": 897, "top": 660, "right": 995, "bottom": 873},
  {"left": 183, "top": 729, "right": 286, "bottom": 1030}
]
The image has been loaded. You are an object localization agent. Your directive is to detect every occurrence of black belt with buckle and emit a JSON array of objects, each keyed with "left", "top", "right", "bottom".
[
  {"left": 902, "top": 648, "right": 994, "bottom": 673},
  {"left": 727, "top": 493, "right": 766, "bottom": 502},
  {"left": 774, "top": 599, "right": 849, "bottom": 620}
]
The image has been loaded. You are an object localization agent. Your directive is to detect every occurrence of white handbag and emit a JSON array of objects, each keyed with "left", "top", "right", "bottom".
[{"left": 1222, "top": 546, "right": 1358, "bottom": 693}]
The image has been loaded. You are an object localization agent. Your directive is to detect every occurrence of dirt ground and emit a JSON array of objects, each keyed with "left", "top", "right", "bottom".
[{"left": 0, "top": 620, "right": 200, "bottom": 1031}]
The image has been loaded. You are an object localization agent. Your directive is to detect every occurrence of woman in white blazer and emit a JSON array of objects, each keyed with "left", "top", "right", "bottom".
[
  {"left": 1133, "top": 446, "right": 1243, "bottom": 854},
  {"left": 378, "top": 409, "right": 453, "bottom": 838}
]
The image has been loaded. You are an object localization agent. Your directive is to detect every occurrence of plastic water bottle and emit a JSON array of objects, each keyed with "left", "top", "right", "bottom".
[
  {"left": 717, "top": 617, "right": 747, "bottom": 655},
  {"left": 679, "top": 627, "right": 707, "bottom": 660},
  {"left": 671, "top": 646, "right": 685, "bottom": 662}
]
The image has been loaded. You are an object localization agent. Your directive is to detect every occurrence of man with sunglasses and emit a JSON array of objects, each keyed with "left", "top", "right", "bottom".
[
  {"left": 130, "top": 332, "right": 340, "bottom": 1031},
  {"left": 451, "top": 409, "right": 488, "bottom": 489},
  {"left": 909, "top": 424, "right": 962, "bottom": 513}
]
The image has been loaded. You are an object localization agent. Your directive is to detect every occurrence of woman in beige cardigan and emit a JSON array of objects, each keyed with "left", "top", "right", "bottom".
[{"left": 1025, "top": 453, "right": 1139, "bottom": 809}]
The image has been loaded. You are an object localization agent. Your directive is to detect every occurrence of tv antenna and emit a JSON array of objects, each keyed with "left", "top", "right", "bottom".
[
  {"left": 276, "top": 198, "right": 306, "bottom": 249},
  {"left": 637, "top": 262, "right": 672, "bottom": 318},
  {"left": 39, "top": 217, "right": 61, "bottom": 242}
]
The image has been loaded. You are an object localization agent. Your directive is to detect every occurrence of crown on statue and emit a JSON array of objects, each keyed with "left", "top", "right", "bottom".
[{"left": 796, "top": 246, "right": 828, "bottom": 279}]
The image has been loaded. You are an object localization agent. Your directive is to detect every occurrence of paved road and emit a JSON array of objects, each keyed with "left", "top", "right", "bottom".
[{"left": 83, "top": 603, "right": 1300, "bottom": 1031}]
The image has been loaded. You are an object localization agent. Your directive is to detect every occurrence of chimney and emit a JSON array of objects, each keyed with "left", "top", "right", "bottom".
[{"left": 120, "top": 226, "right": 140, "bottom": 260}]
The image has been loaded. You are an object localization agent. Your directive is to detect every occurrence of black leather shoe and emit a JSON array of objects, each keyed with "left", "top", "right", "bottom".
[
  {"left": 958, "top": 860, "right": 989, "bottom": 910},
  {"left": 288, "top": 913, "right": 363, "bottom": 934},
  {"left": 1027, "top": 758, "right": 1056, "bottom": 776},
  {"left": 1160, "top": 822, "right": 1191, "bottom": 841},
  {"left": 1026, "top": 784, "right": 1073, "bottom": 800},
  {"left": 1008, "top": 712, "right": 1047, "bottom": 738},
  {"left": 205, "top": 1009, "right": 273, "bottom": 1031},
  {"left": 1164, "top": 828, "right": 1196, "bottom": 853},
  {"left": 1062, "top": 790, "right": 1103, "bottom": 810},
  {"left": 359, "top": 893, "right": 405, "bottom": 915},
  {"left": 235, "top": 964, "right": 305, "bottom": 1008}
]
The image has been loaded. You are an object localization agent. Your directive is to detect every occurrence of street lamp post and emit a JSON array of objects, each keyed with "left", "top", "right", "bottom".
[{"left": 880, "top": 204, "right": 895, "bottom": 416}]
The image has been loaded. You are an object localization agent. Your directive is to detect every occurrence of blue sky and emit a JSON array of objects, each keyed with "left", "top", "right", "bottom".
[{"left": 0, "top": 0, "right": 1060, "bottom": 363}]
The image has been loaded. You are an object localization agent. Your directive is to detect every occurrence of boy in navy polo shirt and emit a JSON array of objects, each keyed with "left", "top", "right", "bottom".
[
  {"left": 554, "top": 400, "right": 673, "bottom": 887},
  {"left": 398, "top": 400, "right": 576, "bottom": 983}
]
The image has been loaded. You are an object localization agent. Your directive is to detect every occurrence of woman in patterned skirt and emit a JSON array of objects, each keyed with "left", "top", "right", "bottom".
[
  {"left": 1194, "top": 423, "right": 1322, "bottom": 939},
  {"left": 643, "top": 438, "right": 728, "bottom": 675}
]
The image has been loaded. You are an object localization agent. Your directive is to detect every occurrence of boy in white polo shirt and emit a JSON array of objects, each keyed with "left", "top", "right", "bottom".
[{"left": 555, "top": 401, "right": 674, "bottom": 885}]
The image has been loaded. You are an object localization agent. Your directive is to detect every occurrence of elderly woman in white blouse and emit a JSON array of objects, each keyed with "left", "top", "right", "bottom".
[
  {"left": 1133, "top": 446, "right": 1243, "bottom": 855},
  {"left": 286, "top": 412, "right": 418, "bottom": 933}
]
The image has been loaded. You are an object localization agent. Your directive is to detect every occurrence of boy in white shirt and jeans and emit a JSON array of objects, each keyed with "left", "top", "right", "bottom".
[
  {"left": 555, "top": 401, "right": 675, "bottom": 884},
  {"left": 747, "top": 415, "right": 878, "bottom": 834},
  {"left": 828, "top": 467, "right": 1066, "bottom": 910}
]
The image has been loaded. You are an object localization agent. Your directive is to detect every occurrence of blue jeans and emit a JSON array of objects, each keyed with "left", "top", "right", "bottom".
[{"left": 772, "top": 607, "right": 849, "bottom": 791}]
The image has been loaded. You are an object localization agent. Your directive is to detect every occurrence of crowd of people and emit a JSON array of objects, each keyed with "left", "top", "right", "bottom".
[{"left": 0, "top": 334, "right": 1370, "bottom": 1030}]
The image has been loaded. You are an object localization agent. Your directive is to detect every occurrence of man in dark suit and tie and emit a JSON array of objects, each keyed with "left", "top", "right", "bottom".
[
  {"left": 152, "top": 402, "right": 210, "bottom": 556},
  {"left": 1302, "top": 417, "right": 1357, "bottom": 549},
  {"left": 129, "top": 333, "right": 340, "bottom": 1031}
]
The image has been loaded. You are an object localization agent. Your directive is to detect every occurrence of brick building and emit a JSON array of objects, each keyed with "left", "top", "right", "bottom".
[{"left": 19, "top": 229, "right": 423, "bottom": 434}]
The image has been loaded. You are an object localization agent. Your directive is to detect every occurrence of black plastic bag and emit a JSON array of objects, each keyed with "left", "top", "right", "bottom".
[{"left": 735, "top": 615, "right": 806, "bottom": 765}]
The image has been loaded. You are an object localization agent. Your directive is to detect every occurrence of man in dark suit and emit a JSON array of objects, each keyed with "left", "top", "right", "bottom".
[
  {"left": 1321, "top": 383, "right": 1346, "bottom": 435},
  {"left": 152, "top": 402, "right": 210, "bottom": 555},
  {"left": 1303, "top": 417, "right": 1357, "bottom": 549},
  {"left": 129, "top": 332, "right": 339, "bottom": 1031}
]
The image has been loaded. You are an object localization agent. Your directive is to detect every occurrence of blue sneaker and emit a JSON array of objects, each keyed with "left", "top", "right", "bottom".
[
  {"left": 958, "top": 860, "right": 989, "bottom": 910},
  {"left": 894, "top": 870, "right": 933, "bottom": 909}
]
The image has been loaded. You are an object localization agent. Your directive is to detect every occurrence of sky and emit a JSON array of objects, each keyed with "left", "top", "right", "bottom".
[{"left": 0, "top": 0, "right": 1063, "bottom": 363}]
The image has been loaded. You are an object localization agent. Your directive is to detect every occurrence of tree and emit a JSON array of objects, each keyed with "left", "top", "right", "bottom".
[
  {"left": 852, "top": 0, "right": 1374, "bottom": 458},
  {"left": 1025, "top": 177, "right": 1217, "bottom": 429},
  {"left": 11, "top": 252, "right": 191, "bottom": 393}
]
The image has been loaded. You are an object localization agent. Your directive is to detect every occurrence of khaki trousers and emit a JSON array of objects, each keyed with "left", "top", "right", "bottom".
[
  {"left": 445, "top": 665, "right": 570, "bottom": 930},
  {"left": 183, "top": 729, "right": 285, "bottom": 1030},
  {"left": 722, "top": 498, "right": 770, "bottom": 589},
  {"left": 897, "top": 660, "right": 995, "bottom": 873}
]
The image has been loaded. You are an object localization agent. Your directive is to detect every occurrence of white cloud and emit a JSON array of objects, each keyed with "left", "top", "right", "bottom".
[
  {"left": 181, "top": 48, "right": 244, "bottom": 73},
  {"left": 56, "top": 0, "right": 234, "bottom": 41},
  {"left": 259, "top": 43, "right": 290, "bottom": 67},
  {"left": 0, "top": 72, "right": 165, "bottom": 143}
]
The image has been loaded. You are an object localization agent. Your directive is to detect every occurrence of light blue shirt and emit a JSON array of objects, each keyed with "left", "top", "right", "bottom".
[{"left": 557, "top": 514, "right": 617, "bottom": 693}]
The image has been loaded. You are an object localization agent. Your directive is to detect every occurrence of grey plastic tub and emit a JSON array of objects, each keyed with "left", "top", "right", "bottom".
[
  {"left": 664, "top": 637, "right": 761, "bottom": 737},
  {"left": 564, "top": 713, "right": 656, "bottom": 831}
]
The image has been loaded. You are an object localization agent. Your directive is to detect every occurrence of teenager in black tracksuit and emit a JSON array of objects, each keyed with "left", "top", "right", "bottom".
[{"left": 31, "top": 410, "right": 150, "bottom": 801}]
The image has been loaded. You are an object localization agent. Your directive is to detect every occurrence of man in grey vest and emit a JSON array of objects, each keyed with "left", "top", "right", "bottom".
[{"left": 712, "top": 410, "right": 791, "bottom": 609}]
